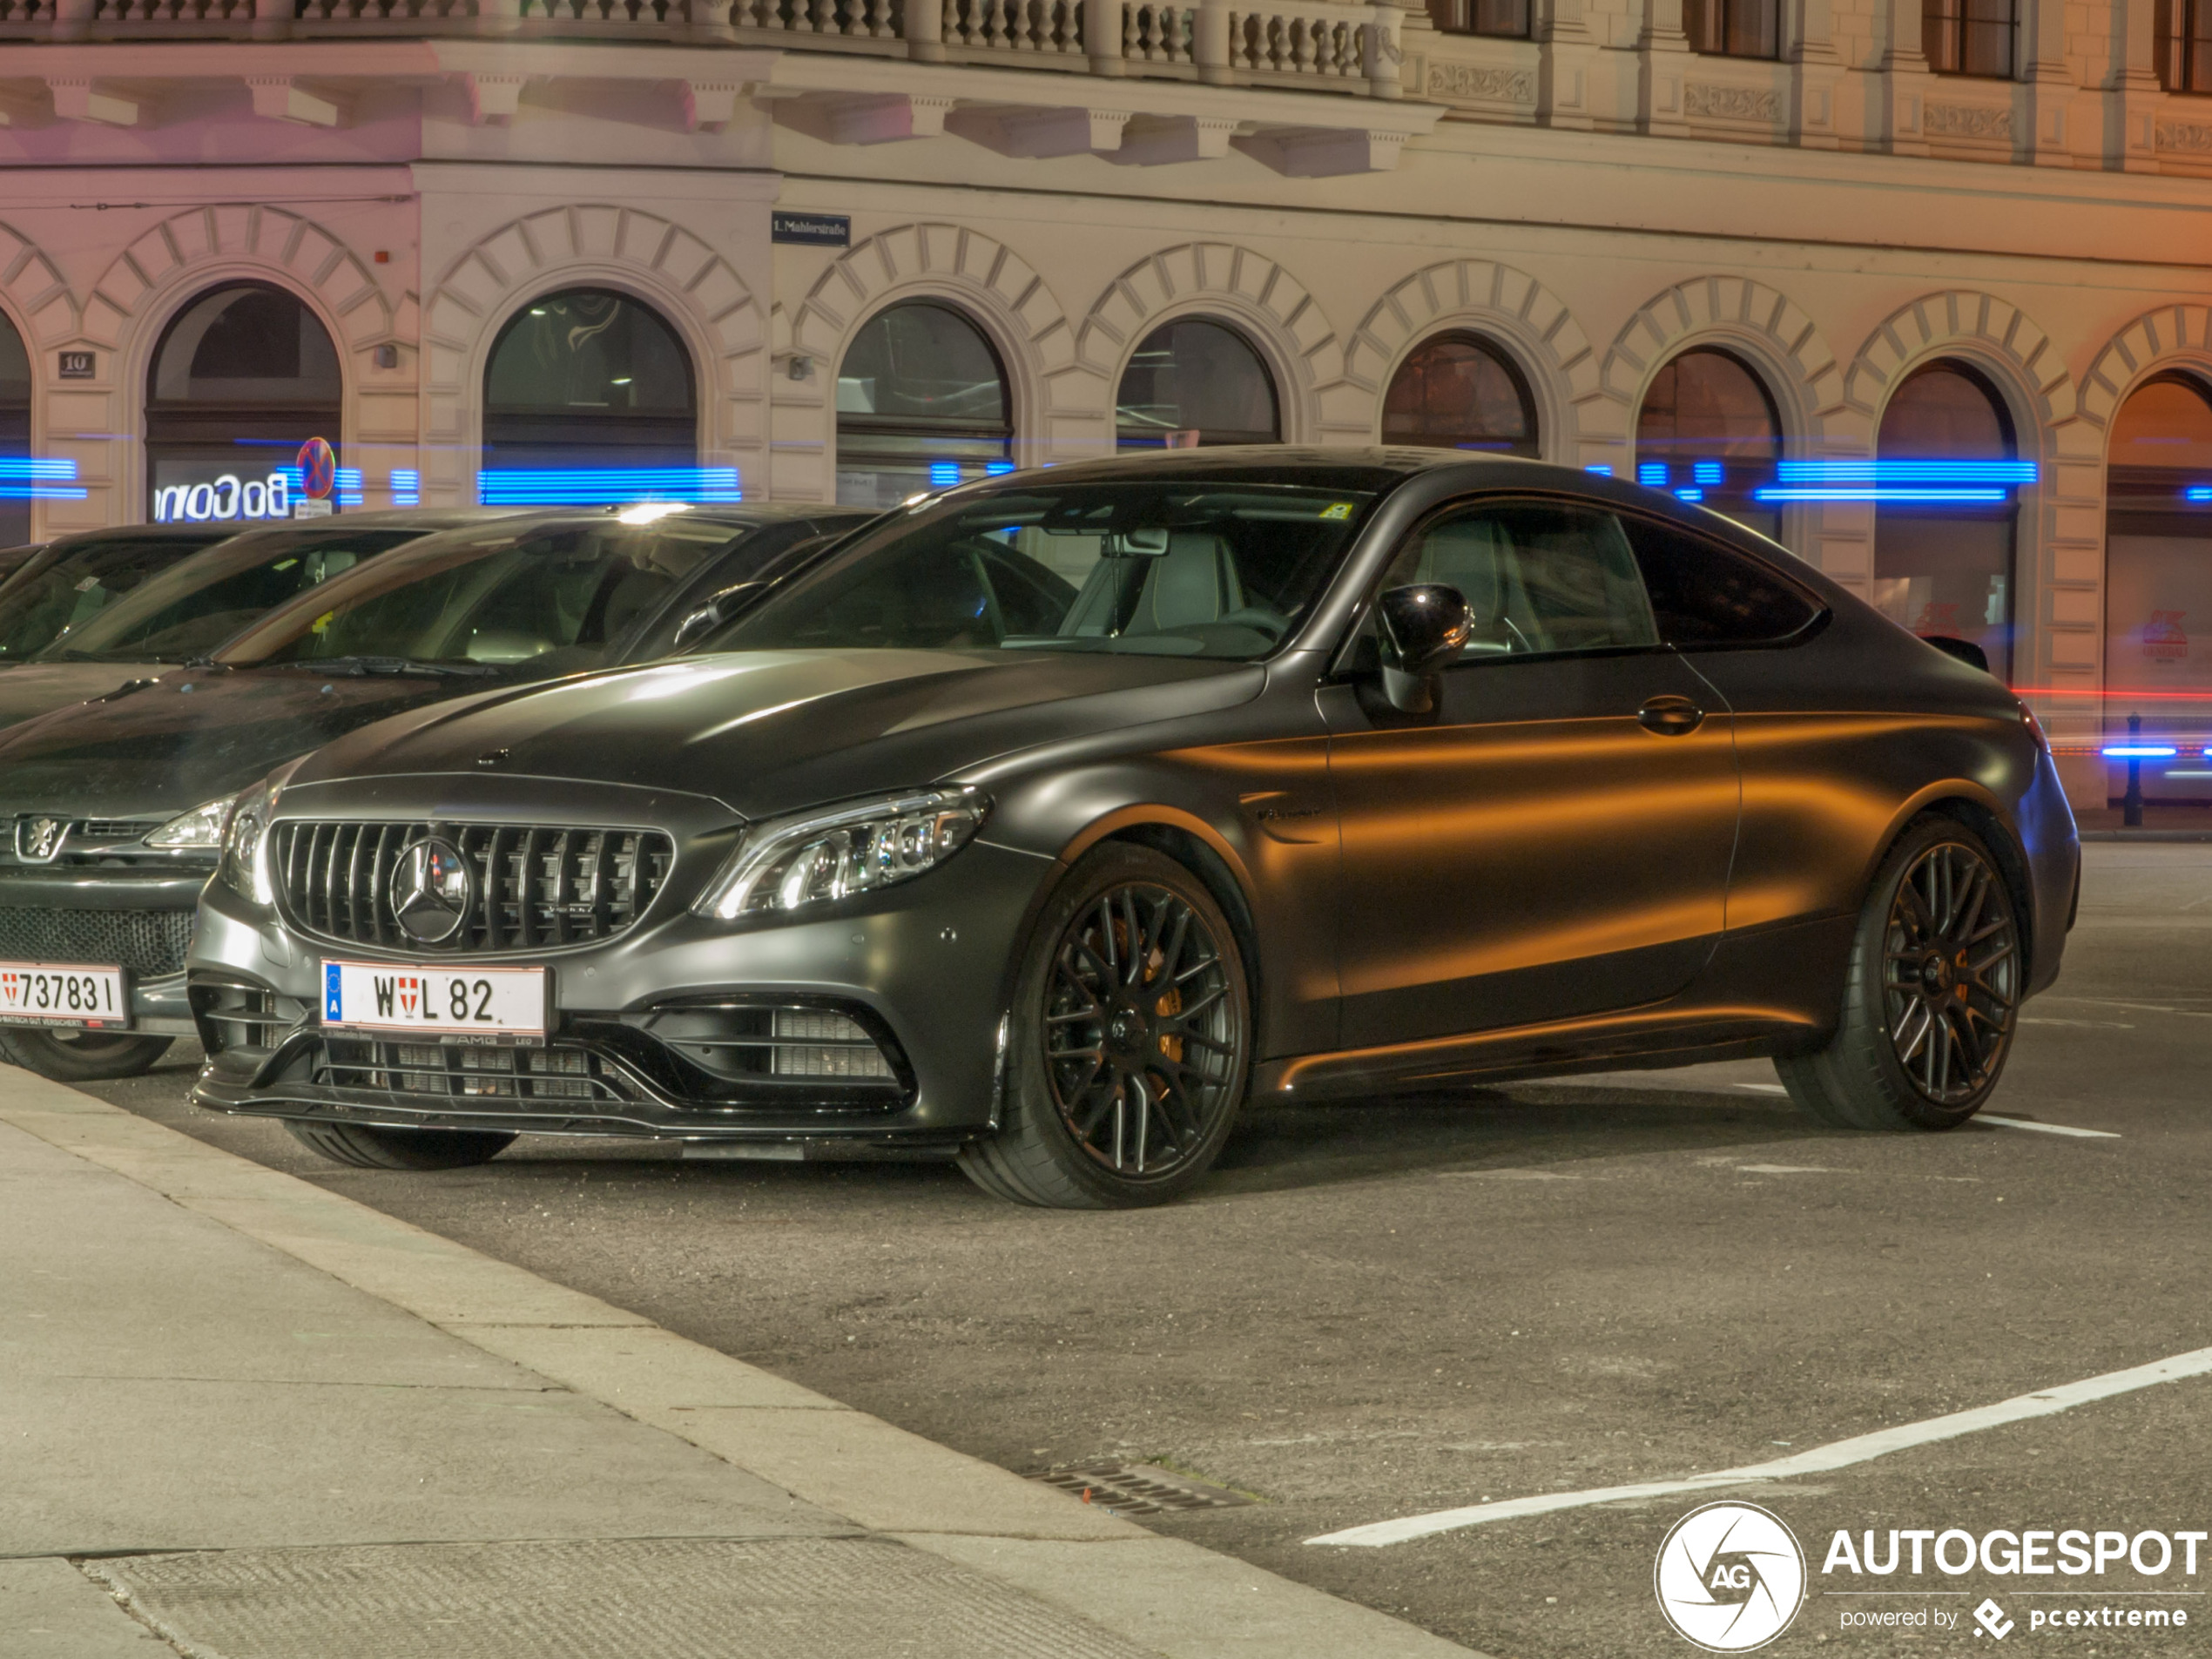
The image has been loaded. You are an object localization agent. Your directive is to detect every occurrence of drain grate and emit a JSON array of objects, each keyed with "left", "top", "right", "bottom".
[{"left": 1031, "top": 1460, "right": 1256, "bottom": 1516}]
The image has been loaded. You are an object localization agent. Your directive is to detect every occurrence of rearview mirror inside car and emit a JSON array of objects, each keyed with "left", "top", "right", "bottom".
[{"left": 1378, "top": 583, "right": 1474, "bottom": 715}]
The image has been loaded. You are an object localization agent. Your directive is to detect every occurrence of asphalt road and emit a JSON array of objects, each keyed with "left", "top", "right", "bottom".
[{"left": 81, "top": 842, "right": 2212, "bottom": 1657}]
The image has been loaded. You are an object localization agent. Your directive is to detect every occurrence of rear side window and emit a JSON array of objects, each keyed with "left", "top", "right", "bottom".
[{"left": 1625, "top": 518, "right": 1823, "bottom": 648}]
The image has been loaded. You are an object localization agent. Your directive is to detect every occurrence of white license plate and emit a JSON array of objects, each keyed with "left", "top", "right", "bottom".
[
  {"left": 321, "top": 961, "right": 548, "bottom": 1043},
  {"left": 0, "top": 962, "right": 128, "bottom": 1028}
]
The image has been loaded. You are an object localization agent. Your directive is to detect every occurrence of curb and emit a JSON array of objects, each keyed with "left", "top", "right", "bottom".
[{"left": 0, "top": 1072, "right": 1486, "bottom": 1659}]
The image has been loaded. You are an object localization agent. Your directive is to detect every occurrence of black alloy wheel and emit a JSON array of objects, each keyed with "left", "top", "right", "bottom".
[
  {"left": 1882, "top": 839, "right": 2020, "bottom": 1106},
  {"left": 1043, "top": 882, "right": 1242, "bottom": 1179},
  {"left": 1778, "top": 815, "right": 2023, "bottom": 1131},
  {"left": 959, "top": 844, "right": 1251, "bottom": 1208}
]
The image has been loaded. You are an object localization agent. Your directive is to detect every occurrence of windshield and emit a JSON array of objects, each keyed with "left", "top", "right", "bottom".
[
  {"left": 0, "top": 533, "right": 221, "bottom": 664},
  {"left": 31, "top": 526, "right": 422, "bottom": 664},
  {"left": 220, "top": 516, "right": 752, "bottom": 675},
  {"left": 709, "top": 480, "right": 1378, "bottom": 660}
]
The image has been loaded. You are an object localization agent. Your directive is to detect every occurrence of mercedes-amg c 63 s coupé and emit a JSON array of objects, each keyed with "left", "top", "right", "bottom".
[{"left": 187, "top": 450, "right": 2080, "bottom": 1208}]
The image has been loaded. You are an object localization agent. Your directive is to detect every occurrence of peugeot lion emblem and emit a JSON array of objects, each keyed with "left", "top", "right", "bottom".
[
  {"left": 391, "top": 837, "right": 473, "bottom": 944},
  {"left": 14, "top": 816, "right": 66, "bottom": 864}
]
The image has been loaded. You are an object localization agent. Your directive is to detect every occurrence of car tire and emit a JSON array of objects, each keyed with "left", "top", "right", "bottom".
[
  {"left": 0, "top": 1028, "right": 173, "bottom": 1082},
  {"left": 285, "top": 1120, "right": 517, "bottom": 1170},
  {"left": 1777, "top": 814, "right": 2023, "bottom": 1132},
  {"left": 958, "top": 844, "right": 1252, "bottom": 1209}
]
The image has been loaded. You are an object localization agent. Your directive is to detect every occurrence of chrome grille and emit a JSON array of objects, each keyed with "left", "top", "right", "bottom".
[
  {"left": 0, "top": 907, "right": 194, "bottom": 976},
  {"left": 271, "top": 820, "right": 674, "bottom": 953}
]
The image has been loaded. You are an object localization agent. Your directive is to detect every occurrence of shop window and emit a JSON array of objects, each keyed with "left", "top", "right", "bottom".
[
  {"left": 1872, "top": 361, "right": 2019, "bottom": 681},
  {"left": 2104, "top": 376, "right": 2212, "bottom": 795},
  {"left": 1116, "top": 319, "right": 1280, "bottom": 451},
  {"left": 1634, "top": 347, "right": 1783, "bottom": 540},
  {"left": 2161, "top": 0, "right": 2212, "bottom": 91},
  {"left": 1425, "top": 0, "right": 1529, "bottom": 36},
  {"left": 145, "top": 284, "right": 341, "bottom": 527},
  {"left": 1924, "top": 0, "right": 2014, "bottom": 77},
  {"left": 0, "top": 309, "right": 28, "bottom": 549},
  {"left": 836, "top": 301, "right": 1012, "bottom": 508},
  {"left": 1381, "top": 334, "right": 1539, "bottom": 458},
  {"left": 1685, "top": 0, "right": 1778, "bottom": 57},
  {"left": 482, "top": 289, "right": 697, "bottom": 495}
]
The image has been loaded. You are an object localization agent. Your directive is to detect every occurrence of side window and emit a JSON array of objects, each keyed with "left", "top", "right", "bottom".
[
  {"left": 1379, "top": 500, "right": 1658, "bottom": 658},
  {"left": 1623, "top": 517, "right": 1822, "bottom": 647}
]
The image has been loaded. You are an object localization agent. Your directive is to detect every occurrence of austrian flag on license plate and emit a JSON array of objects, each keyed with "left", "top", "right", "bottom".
[{"left": 322, "top": 961, "right": 549, "bottom": 1042}]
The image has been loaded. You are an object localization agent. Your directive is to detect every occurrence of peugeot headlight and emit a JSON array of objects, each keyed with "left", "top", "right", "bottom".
[
  {"left": 145, "top": 795, "right": 237, "bottom": 850},
  {"left": 218, "top": 758, "right": 306, "bottom": 907},
  {"left": 693, "top": 787, "right": 988, "bottom": 921}
]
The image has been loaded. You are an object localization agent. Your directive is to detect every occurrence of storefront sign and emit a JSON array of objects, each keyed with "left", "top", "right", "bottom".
[
  {"left": 152, "top": 471, "right": 293, "bottom": 523},
  {"left": 57, "top": 351, "right": 93, "bottom": 379},
  {"left": 772, "top": 212, "right": 851, "bottom": 247}
]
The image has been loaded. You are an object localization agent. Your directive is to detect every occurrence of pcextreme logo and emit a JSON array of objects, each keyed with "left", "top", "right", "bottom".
[{"left": 1656, "top": 1502, "right": 1809, "bottom": 1651}]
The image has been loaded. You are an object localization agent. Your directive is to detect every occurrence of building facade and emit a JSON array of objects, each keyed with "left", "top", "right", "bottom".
[{"left": 5, "top": 0, "right": 2212, "bottom": 804}]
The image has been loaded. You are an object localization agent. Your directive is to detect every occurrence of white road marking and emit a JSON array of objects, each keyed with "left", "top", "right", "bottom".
[
  {"left": 1735, "top": 1164, "right": 1835, "bottom": 1175},
  {"left": 1735, "top": 1082, "right": 1789, "bottom": 1095},
  {"left": 1306, "top": 1344, "right": 2212, "bottom": 1548},
  {"left": 2020, "top": 1017, "right": 2135, "bottom": 1028},
  {"left": 1979, "top": 1115, "right": 2121, "bottom": 1140}
]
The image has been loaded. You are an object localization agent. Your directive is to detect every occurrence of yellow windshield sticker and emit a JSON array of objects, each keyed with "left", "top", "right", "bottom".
[
  {"left": 1320, "top": 502, "right": 1355, "bottom": 521},
  {"left": 310, "top": 610, "right": 334, "bottom": 634}
]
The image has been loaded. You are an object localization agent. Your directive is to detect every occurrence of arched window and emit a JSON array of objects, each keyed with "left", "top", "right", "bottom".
[
  {"left": 482, "top": 289, "right": 697, "bottom": 496},
  {"left": 1873, "top": 360, "right": 2019, "bottom": 681},
  {"left": 146, "top": 284, "right": 341, "bottom": 526},
  {"left": 1635, "top": 347, "right": 1783, "bottom": 538},
  {"left": 2105, "top": 377, "right": 2212, "bottom": 787},
  {"left": 1116, "top": 318, "right": 1279, "bottom": 450},
  {"left": 1381, "top": 334, "right": 1538, "bottom": 458},
  {"left": 836, "top": 301, "right": 1011, "bottom": 506},
  {"left": 0, "top": 309, "right": 29, "bottom": 548}
]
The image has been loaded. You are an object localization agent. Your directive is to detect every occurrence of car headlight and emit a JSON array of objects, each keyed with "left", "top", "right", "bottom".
[
  {"left": 693, "top": 787, "right": 988, "bottom": 921},
  {"left": 218, "top": 758, "right": 306, "bottom": 907},
  {"left": 145, "top": 795, "right": 236, "bottom": 850}
]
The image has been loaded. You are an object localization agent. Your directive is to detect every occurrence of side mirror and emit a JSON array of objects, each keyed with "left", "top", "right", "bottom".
[
  {"left": 1377, "top": 583, "right": 1473, "bottom": 715},
  {"left": 1922, "top": 634, "right": 1990, "bottom": 674},
  {"left": 671, "top": 582, "right": 765, "bottom": 652}
]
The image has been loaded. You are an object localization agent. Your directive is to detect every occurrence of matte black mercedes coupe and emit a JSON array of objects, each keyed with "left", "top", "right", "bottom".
[{"left": 189, "top": 450, "right": 2080, "bottom": 1208}]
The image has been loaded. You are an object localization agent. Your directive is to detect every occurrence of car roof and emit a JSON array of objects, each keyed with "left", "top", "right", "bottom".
[{"left": 934, "top": 446, "right": 1603, "bottom": 496}]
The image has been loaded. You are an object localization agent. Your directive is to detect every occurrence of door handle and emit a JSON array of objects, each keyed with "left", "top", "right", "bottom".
[{"left": 1637, "top": 695, "right": 1705, "bottom": 736}]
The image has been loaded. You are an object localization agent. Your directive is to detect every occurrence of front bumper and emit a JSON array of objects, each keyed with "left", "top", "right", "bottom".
[
  {"left": 0, "top": 867, "right": 209, "bottom": 1035},
  {"left": 186, "top": 839, "right": 1052, "bottom": 1150}
]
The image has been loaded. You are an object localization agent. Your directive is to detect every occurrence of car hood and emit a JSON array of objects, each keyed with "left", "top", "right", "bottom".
[
  {"left": 0, "top": 665, "right": 473, "bottom": 818},
  {"left": 0, "top": 660, "right": 175, "bottom": 738},
  {"left": 295, "top": 650, "right": 1263, "bottom": 819}
]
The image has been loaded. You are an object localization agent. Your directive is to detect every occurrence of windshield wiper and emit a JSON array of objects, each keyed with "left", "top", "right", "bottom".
[{"left": 269, "top": 655, "right": 508, "bottom": 679}]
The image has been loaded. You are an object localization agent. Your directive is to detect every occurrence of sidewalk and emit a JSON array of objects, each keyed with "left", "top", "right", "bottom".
[{"left": 0, "top": 1068, "right": 1484, "bottom": 1659}]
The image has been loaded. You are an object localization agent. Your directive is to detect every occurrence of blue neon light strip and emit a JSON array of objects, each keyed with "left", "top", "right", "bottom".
[
  {"left": 1673, "top": 488, "right": 1704, "bottom": 502},
  {"left": 1693, "top": 462, "right": 1723, "bottom": 485},
  {"left": 2186, "top": 487, "right": 2212, "bottom": 502},
  {"left": 1775, "top": 459, "right": 2039, "bottom": 484},
  {"left": 1583, "top": 464, "right": 1614, "bottom": 477},
  {"left": 477, "top": 468, "right": 743, "bottom": 506},
  {"left": 0, "top": 455, "right": 84, "bottom": 502},
  {"left": 2102, "top": 745, "right": 2178, "bottom": 758},
  {"left": 1637, "top": 462, "right": 1669, "bottom": 488},
  {"left": 927, "top": 461, "right": 961, "bottom": 488},
  {"left": 389, "top": 469, "right": 420, "bottom": 508},
  {"left": 335, "top": 467, "right": 363, "bottom": 509},
  {"left": 1755, "top": 488, "right": 2010, "bottom": 504},
  {"left": 985, "top": 460, "right": 1015, "bottom": 476}
]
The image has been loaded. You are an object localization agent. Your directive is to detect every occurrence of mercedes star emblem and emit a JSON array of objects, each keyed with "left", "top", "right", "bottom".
[
  {"left": 14, "top": 816, "right": 66, "bottom": 864},
  {"left": 391, "top": 837, "right": 474, "bottom": 944}
]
